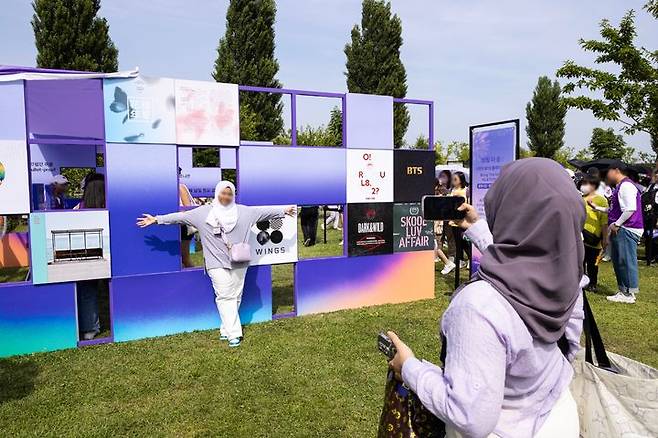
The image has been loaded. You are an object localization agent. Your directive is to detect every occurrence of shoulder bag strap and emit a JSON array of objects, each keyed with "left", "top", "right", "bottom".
[{"left": 582, "top": 292, "right": 614, "bottom": 370}]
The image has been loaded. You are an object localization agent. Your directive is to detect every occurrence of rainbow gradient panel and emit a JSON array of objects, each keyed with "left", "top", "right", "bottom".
[{"left": 295, "top": 251, "right": 435, "bottom": 315}]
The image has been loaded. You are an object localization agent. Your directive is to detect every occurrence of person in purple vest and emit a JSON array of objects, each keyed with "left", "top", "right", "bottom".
[{"left": 605, "top": 161, "right": 644, "bottom": 304}]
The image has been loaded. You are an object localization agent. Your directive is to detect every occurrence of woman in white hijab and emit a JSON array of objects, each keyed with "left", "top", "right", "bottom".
[{"left": 137, "top": 180, "right": 295, "bottom": 347}]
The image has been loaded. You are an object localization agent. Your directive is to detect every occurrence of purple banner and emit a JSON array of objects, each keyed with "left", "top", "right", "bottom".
[{"left": 470, "top": 122, "right": 518, "bottom": 273}]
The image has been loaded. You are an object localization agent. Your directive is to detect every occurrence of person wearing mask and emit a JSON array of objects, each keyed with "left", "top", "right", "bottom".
[
  {"left": 449, "top": 171, "right": 471, "bottom": 266},
  {"left": 605, "top": 161, "right": 644, "bottom": 304},
  {"left": 387, "top": 158, "right": 585, "bottom": 437},
  {"left": 76, "top": 173, "right": 106, "bottom": 340},
  {"left": 579, "top": 175, "right": 608, "bottom": 291},
  {"left": 137, "top": 181, "right": 294, "bottom": 347},
  {"left": 436, "top": 170, "right": 452, "bottom": 195},
  {"left": 45, "top": 174, "right": 69, "bottom": 210},
  {"left": 179, "top": 168, "right": 195, "bottom": 268}
]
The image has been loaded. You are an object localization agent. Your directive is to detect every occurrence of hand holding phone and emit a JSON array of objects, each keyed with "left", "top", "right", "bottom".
[
  {"left": 422, "top": 195, "right": 467, "bottom": 221},
  {"left": 378, "top": 332, "right": 397, "bottom": 360}
]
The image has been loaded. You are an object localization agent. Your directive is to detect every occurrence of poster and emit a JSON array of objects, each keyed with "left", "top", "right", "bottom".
[
  {"left": 103, "top": 76, "right": 176, "bottom": 144},
  {"left": 393, "top": 150, "right": 435, "bottom": 203},
  {"left": 347, "top": 203, "right": 393, "bottom": 257},
  {"left": 346, "top": 149, "right": 393, "bottom": 203},
  {"left": 175, "top": 80, "right": 239, "bottom": 146},
  {"left": 29, "top": 144, "right": 98, "bottom": 185},
  {"left": 247, "top": 206, "right": 298, "bottom": 265},
  {"left": 0, "top": 140, "right": 30, "bottom": 214},
  {"left": 29, "top": 211, "right": 112, "bottom": 284},
  {"left": 470, "top": 122, "right": 517, "bottom": 273},
  {"left": 393, "top": 203, "right": 434, "bottom": 252}
]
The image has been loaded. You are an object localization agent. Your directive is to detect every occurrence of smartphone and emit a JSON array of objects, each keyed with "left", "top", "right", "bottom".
[
  {"left": 422, "top": 195, "right": 466, "bottom": 221},
  {"left": 378, "top": 332, "right": 397, "bottom": 360}
]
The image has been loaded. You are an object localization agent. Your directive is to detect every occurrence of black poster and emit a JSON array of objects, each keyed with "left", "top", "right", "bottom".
[
  {"left": 393, "top": 150, "right": 435, "bottom": 202},
  {"left": 393, "top": 203, "right": 435, "bottom": 252},
  {"left": 347, "top": 203, "right": 393, "bottom": 257}
]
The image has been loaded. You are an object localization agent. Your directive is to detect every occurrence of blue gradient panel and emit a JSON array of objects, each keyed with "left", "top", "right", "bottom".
[
  {"left": 105, "top": 143, "right": 181, "bottom": 276},
  {"left": 238, "top": 146, "right": 346, "bottom": 205},
  {"left": 0, "top": 81, "right": 26, "bottom": 141},
  {"left": 345, "top": 93, "right": 394, "bottom": 149},
  {"left": 0, "top": 282, "right": 77, "bottom": 357},
  {"left": 112, "top": 267, "right": 272, "bottom": 342}
]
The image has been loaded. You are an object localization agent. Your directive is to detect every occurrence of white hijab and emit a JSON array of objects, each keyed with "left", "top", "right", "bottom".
[{"left": 205, "top": 180, "right": 239, "bottom": 232}]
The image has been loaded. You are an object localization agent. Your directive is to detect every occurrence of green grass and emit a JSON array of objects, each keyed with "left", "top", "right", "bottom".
[
  {"left": 0, "top": 267, "right": 29, "bottom": 283},
  {"left": 2, "top": 236, "right": 657, "bottom": 436}
]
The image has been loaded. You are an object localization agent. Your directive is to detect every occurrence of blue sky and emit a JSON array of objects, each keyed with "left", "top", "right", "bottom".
[{"left": 1, "top": 0, "right": 656, "bottom": 154}]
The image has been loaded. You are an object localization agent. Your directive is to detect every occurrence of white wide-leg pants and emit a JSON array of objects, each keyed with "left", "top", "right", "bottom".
[{"left": 207, "top": 266, "right": 248, "bottom": 340}]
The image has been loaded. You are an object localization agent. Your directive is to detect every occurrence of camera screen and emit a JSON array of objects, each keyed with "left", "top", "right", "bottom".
[{"left": 422, "top": 195, "right": 466, "bottom": 221}]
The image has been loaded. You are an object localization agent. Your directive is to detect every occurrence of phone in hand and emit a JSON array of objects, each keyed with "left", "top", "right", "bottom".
[
  {"left": 422, "top": 195, "right": 466, "bottom": 221},
  {"left": 378, "top": 332, "right": 397, "bottom": 360}
]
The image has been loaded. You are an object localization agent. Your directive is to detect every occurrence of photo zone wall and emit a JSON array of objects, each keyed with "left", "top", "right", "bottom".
[{"left": 0, "top": 140, "right": 30, "bottom": 214}]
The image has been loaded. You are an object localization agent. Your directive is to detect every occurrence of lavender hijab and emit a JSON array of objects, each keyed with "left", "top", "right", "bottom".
[{"left": 475, "top": 158, "right": 586, "bottom": 344}]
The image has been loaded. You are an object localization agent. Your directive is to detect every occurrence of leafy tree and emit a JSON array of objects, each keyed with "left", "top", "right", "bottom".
[
  {"left": 519, "top": 147, "right": 535, "bottom": 159},
  {"left": 326, "top": 106, "right": 343, "bottom": 146},
  {"left": 589, "top": 127, "right": 627, "bottom": 159},
  {"left": 447, "top": 141, "right": 470, "bottom": 165},
  {"left": 525, "top": 76, "right": 567, "bottom": 158},
  {"left": 213, "top": 0, "right": 283, "bottom": 141},
  {"left": 31, "top": 0, "right": 118, "bottom": 72},
  {"left": 344, "top": 0, "right": 409, "bottom": 147},
  {"left": 557, "top": 5, "right": 658, "bottom": 157}
]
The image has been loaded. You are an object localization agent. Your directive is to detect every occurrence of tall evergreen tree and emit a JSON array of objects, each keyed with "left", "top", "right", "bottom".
[
  {"left": 589, "top": 127, "right": 627, "bottom": 159},
  {"left": 213, "top": 0, "right": 283, "bottom": 141},
  {"left": 31, "top": 0, "right": 118, "bottom": 72},
  {"left": 345, "top": 0, "right": 409, "bottom": 147},
  {"left": 525, "top": 76, "right": 567, "bottom": 158}
]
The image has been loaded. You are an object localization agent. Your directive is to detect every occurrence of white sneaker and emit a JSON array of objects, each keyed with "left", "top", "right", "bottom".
[
  {"left": 460, "top": 260, "right": 468, "bottom": 269},
  {"left": 606, "top": 292, "right": 636, "bottom": 304},
  {"left": 441, "top": 261, "right": 456, "bottom": 275},
  {"left": 602, "top": 255, "right": 611, "bottom": 262}
]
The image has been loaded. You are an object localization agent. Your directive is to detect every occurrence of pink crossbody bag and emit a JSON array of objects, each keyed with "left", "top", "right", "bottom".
[{"left": 218, "top": 227, "right": 251, "bottom": 263}]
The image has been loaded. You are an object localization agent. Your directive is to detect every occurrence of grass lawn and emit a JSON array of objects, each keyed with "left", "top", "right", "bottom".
[{"left": 1, "top": 236, "right": 657, "bottom": 436}]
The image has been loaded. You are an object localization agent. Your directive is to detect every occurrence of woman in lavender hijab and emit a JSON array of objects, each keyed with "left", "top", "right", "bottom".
[
  {"left": 388, "top": 158, "right": 586, "bottom": 437},
  {"left": 137, "top": 181, "right": 295, "bottom": 348}
]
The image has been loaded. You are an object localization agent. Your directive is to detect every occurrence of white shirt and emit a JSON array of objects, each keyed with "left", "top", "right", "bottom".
[{"left": 615, "top": 181, "right": 643, "bottom": 237}]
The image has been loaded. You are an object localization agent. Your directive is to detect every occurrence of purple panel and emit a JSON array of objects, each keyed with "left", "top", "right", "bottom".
[
  {"left": 106, "top": 143, "right": 181, "bottom": 276},
  {"left": 0, "top": 81, "right": 26, "bottom": 140},
  {"left": 25, "top": 79, "right": 104, "bottom": 142},
  {"left": 220, "top": 147, "right": 237, "bottom": 169},
  {"left": 112, "top": 266, "right": 272, "bottom": 342},
  {"left": 0, "top": 282, "right": 77, "bottom": 357},
  {"left": 238, "top": 145, "right": 346, "bottom": 205},
  {"left": 345, "top": 93, "right": 393, "bottom": 149}
]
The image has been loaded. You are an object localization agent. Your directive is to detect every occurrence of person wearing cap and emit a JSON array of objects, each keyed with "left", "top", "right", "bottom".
[
  {"left": 45, "top": 174, "right": 69, "bottom": 210},
  {"left": 605, "top": 161, "right": 644, "bottom": 304}
]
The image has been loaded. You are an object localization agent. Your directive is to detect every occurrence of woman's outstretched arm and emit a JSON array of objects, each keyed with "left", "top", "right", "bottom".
[
  {"left": 249, "top": 206, "right": 296, "bottom": 224},
  {"left": 136, "top": 211, "right": 193, "bottom": 227}
]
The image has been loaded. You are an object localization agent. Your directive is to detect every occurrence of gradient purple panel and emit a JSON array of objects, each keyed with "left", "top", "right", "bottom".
[
  {"left": 0, "top": 81, "right": 26, "bottom": 140},
  {"left": 25, "top": 79, "right": 104, "bottom": 142},
  {"left": 112, "top": 266, "right": 272, "bottom": 342},
  {"left": 105, "top": 142, "right": 181, "bottom": 276},
  {"left": 0, "top": 282, "right": 77, "bottom": 357},
  {"left": 345, "top": 93, "right": 393, "bottom": 149},
  {"left": 238, "top": 145, "right": 346, "bottom": 205}
]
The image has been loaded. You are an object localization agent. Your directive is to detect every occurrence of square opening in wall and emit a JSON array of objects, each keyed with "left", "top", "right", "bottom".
[{"left": 0, "top": 214, "right": 31, "bottom": 284}]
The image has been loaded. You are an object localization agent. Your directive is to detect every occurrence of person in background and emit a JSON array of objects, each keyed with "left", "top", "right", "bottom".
[
  {"left": 179, "top": 168, "right": 195, "bottom": 268},
  {"left": 300, "top": 205, "right": 319, "bottom": 247},
  {"left": 137, "top": 181, "right": 295, "bottom": 348},
  {"left": 436, "top": 170, "right": 452, "bottom": 195},
  {"left": 605, "top": 161, "right": 644, "bottom": 304},
  {"left": 432, "top": 184, "right": 455, "bottom": 274},
  {"left": 76, "top": 173, "right": 106, "bottom": 340},
  {"left": 322, "top": 205, "right": 342, "bottom": 231},
  {"left": 388, "top": 158, "right": 585, "bottom": 437},
  {"left": 579, "top": 174, "right": 608, "bottom": 291},
  {"left": 449, "top": 171, "right": 471, "bottom": 266},
  {"left": 45, "top": 174, "right": 69, "bottom": 210},
  {"left": 641, "top": 169, "right": 658, "bottom": 264}
]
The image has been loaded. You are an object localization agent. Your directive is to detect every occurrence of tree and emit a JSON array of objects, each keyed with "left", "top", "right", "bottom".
[
  {"left": 557, "top": 4, "right": 658, "bottom": 157},
  {"left": 525, "top": 76, "right": 567, "bottom": 158},
  {"left": 31, "top": 0, "right": 118, "bottom": 72},
  {"left": 589, "top": 128, "right": 627, "bottom": 159},
  {"left": 344, "top": 0, "right": 409, "bottom": 147},
  {"left": 213, "top": 0, "right": 283, "bottom": 141}
]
